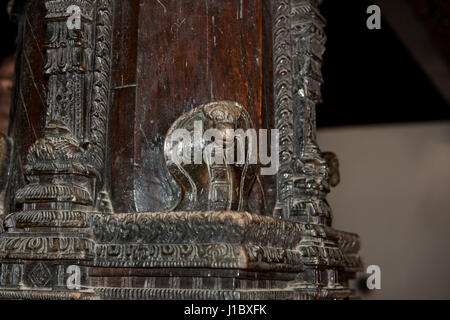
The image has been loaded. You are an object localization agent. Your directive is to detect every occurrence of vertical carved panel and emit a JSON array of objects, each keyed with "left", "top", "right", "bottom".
[
  {"left": 44, "top": 0, "right": 95, "bottom": 139},
  {"left": 273, "top": 0, "right": 331, "bottom": 225},
  {"left": 273, "top": 0, "right": 295, "bottom": 219},
  {"left": 89, "top": 0, "right": 112, "bottom": 175},
  {"left": 11, "top": 0, "right": 114, "bottom": 215}
]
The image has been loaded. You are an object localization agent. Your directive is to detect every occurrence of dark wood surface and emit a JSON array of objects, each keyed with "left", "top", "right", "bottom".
[
  {"left": 7, "top": 1, "right": 46, "bottom": 214},
  {"left": 109, "top": 0, "right": 266, "bottom": 213},
  {"left": 5, "top": 0, "right": 269, "bottom": 214}
]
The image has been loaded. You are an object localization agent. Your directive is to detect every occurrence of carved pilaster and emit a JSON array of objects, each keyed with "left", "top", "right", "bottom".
[
  {"left": 273, "top": 0, "right": 331, "bottom": 225},
  {"left": 272, "top": 0, "right": 363, "bottom": 298},
  {"left": 11, "top": 0, "right": 113, "bottom": 225},
  {"left": 0, "top": 0, "right": 114, "bottom": 274},
  {"left": 0, "top": 0, "right": 114, "bottom": 298},
  {"left": 89, "top": 0, "right": 112, "bottom": 178}
]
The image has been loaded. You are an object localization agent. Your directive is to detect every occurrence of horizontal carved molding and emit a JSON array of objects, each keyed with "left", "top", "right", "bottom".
[
  {"left": 0, "top": 289, "right": 96, "bottom": 300},
  {"left": 95, "top": 243, "right": 243, "bottom": 269},
  {"left": 94, "top": 287, "right": 310, "bottom": 300},
  {"left": 94, "top": 287, "right": 345, "bottom": 300},
  {"left": 95, "top": 287, "right": 240, "bottom": 300},
  {"left": 13, "top": 210, "right": 90, "bottom": 228},
  {"left": 94, "top": 243, "right": 304, "bottom": 271},
  {"left": 15, "top": 183, "right": 93, "bottom": 205},
  {"left": 0, "top": 236, "right": 95, "bottom": 260},
  {"left": 1, "top": 210, "right": 362, "bottom": 271},
  {"left": 91, "top": 211, "right": 325, "bottom": 249}
]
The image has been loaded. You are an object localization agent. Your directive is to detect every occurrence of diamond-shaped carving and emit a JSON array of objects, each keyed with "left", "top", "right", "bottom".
[{"left": 28, "top": 263, "right": 52, "bottom": 287}]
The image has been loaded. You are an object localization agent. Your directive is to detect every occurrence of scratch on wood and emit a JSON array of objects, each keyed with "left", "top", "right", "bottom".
[
  {"left": 210, "top": 79, "right": 214, "bottom": 100},
  {"left": 139, "top": 123, "right": 150, "bottom": 146},
  {"left": 23, "top": 52, "right": 46, "bottom": 111},
  {"left": 212, "top": 16, "right": 216, "bottom": 47},
  {"left": 240, "top": 0, "right": 243, "bottom": 19},
  {"left": 156, "top": 0, "right": 167, "bottom": 14},
  {"left": 26, "top": 15, "right": 45, "bottom": 62},
  {"left": 19, "top": 89, "right": 38, "bottom": 141},
  {"left": 115, "top": 84, "right": 137, "bottom": 90},
  {"left": 205, "top": 0, "right": 212, "bottom": 100}
]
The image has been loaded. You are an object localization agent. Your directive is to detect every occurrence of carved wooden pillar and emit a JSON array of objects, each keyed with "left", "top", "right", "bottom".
[{"left": 0, "top": 0, "right": 362, "bottom": 300}]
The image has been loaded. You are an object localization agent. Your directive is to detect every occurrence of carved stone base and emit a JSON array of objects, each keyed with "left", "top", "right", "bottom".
[{"left": 0, "top": 211, "right": 362, "bottom": 300}]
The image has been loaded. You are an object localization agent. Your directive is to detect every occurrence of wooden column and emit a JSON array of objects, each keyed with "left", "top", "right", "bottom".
[{"left": 0, "top": 0, "right": 362, "bottom": 300}]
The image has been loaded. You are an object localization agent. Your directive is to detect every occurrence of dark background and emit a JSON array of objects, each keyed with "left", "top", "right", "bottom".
[{"left": 320, "top": 0, "right": 449, "bottom": 127}]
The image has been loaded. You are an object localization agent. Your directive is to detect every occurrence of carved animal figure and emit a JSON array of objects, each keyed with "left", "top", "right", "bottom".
[{"left": 164, "top": 101, "right": 258, "bottom": 211}]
